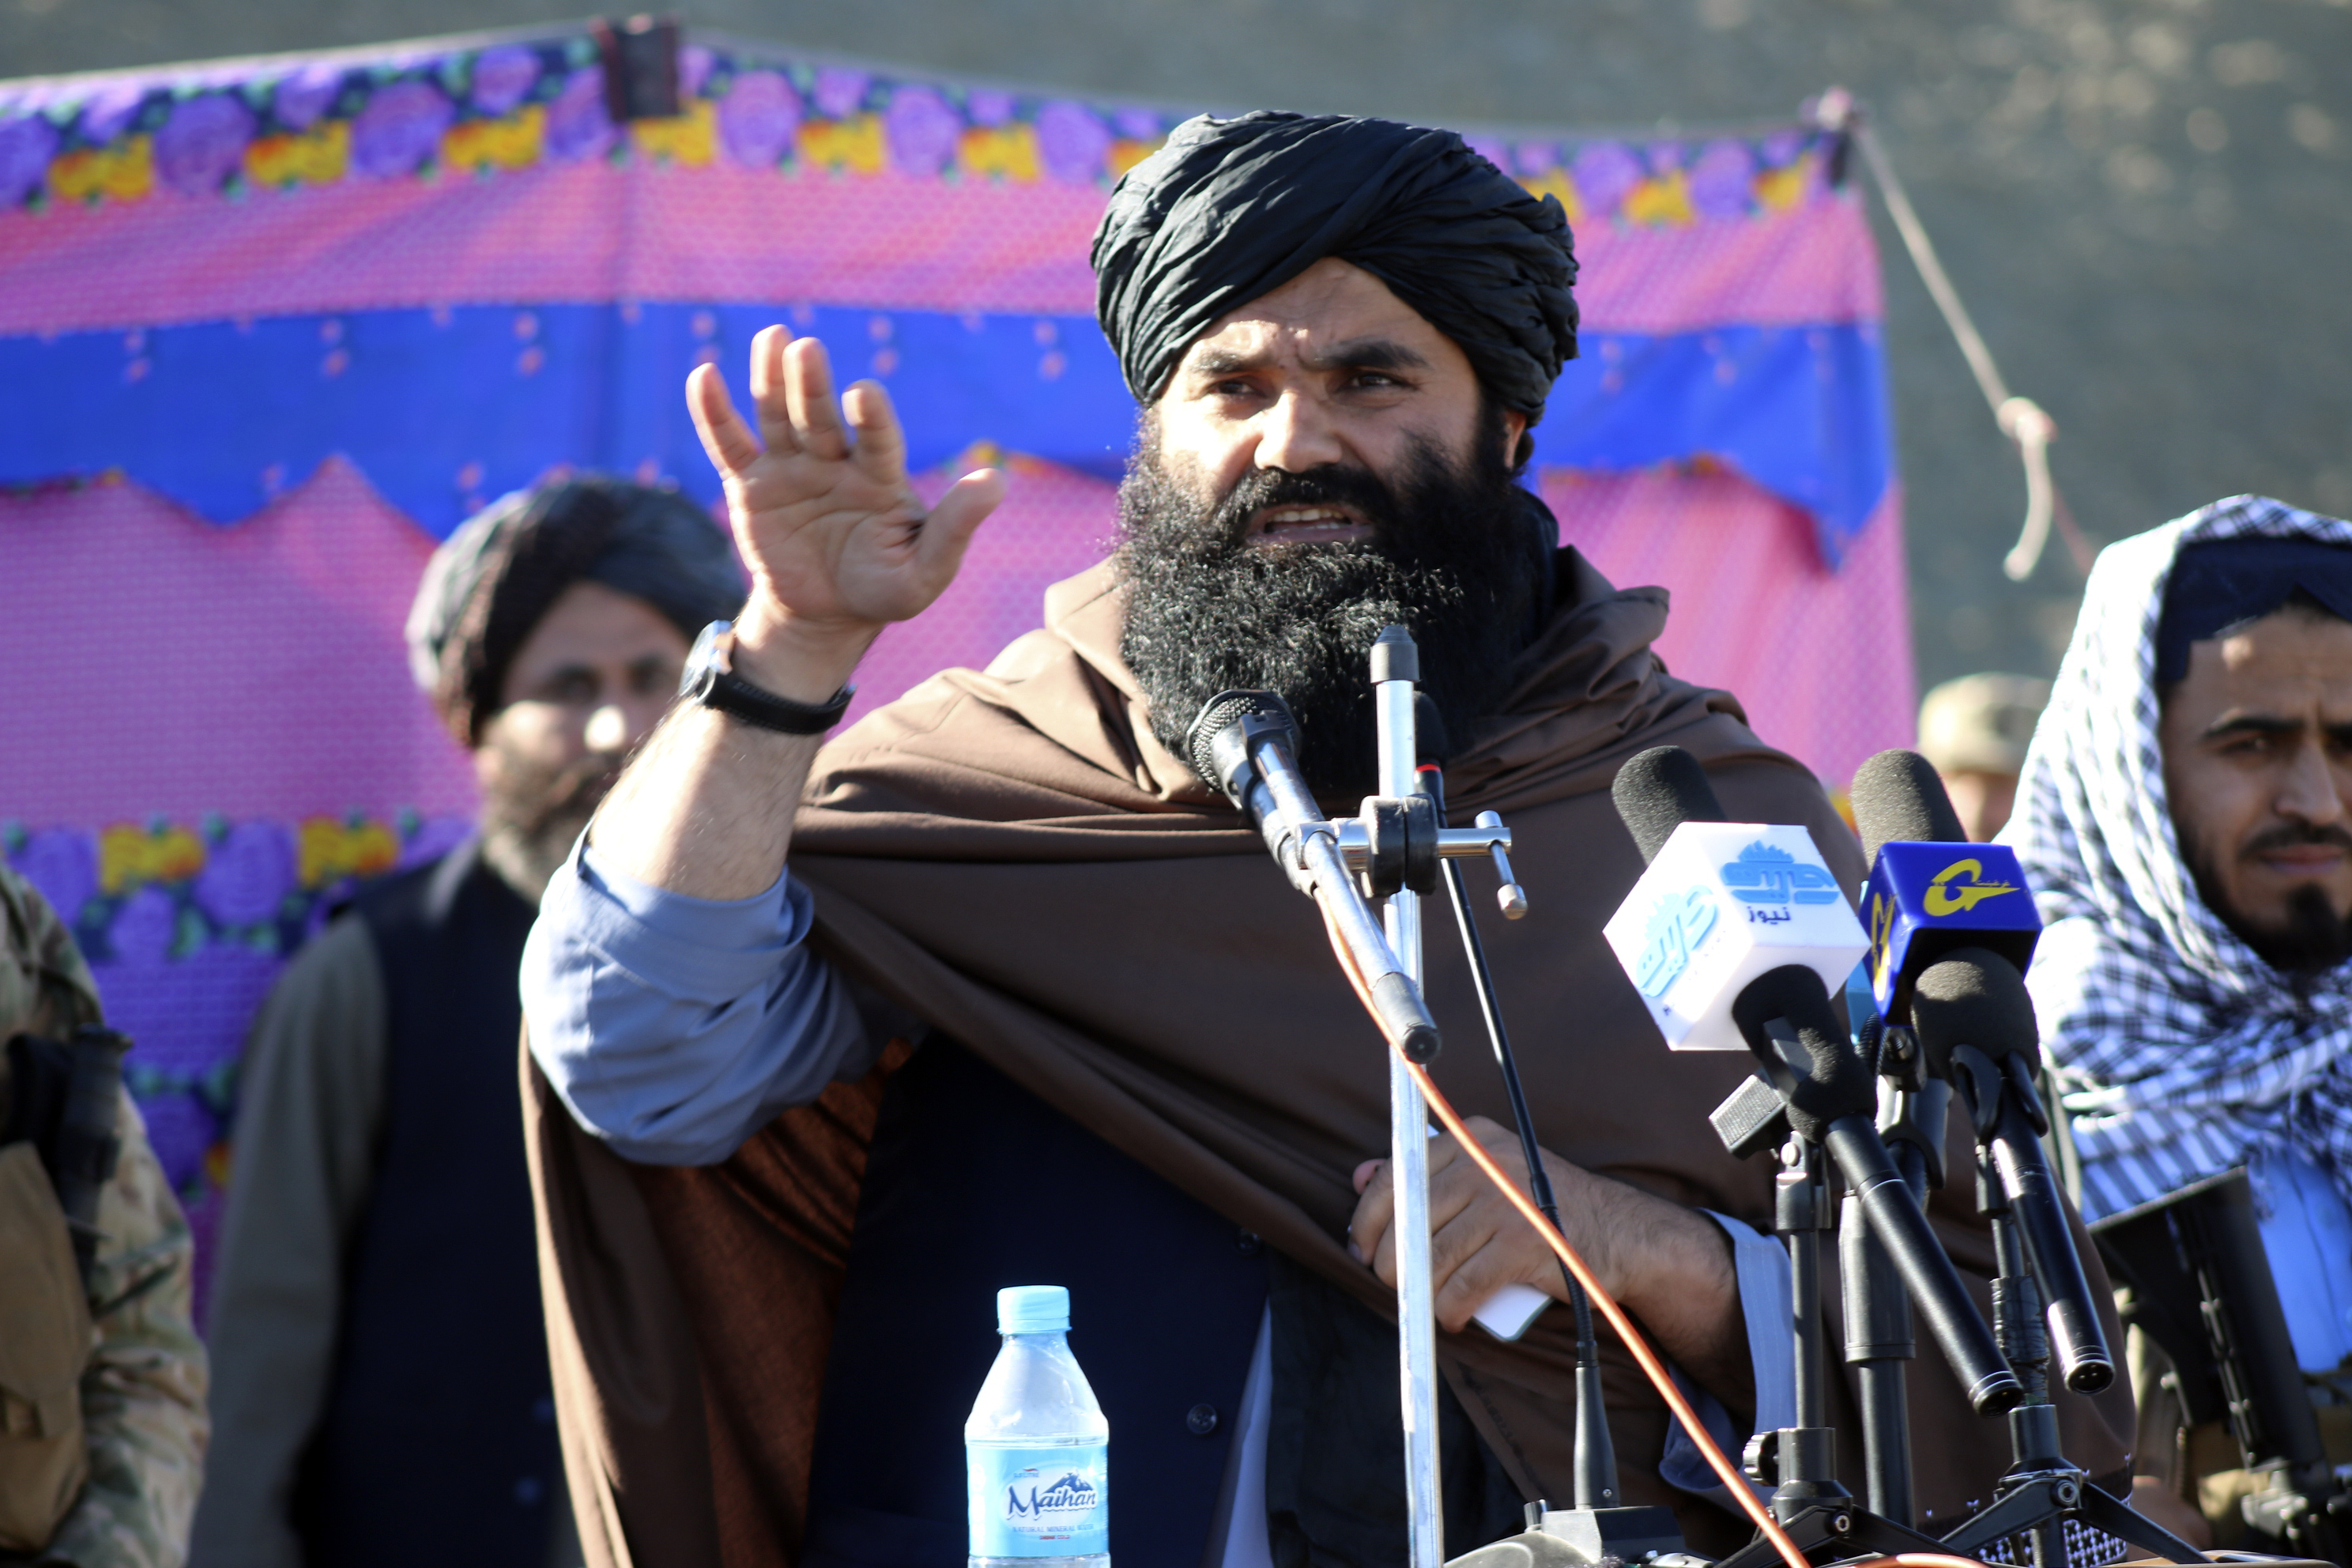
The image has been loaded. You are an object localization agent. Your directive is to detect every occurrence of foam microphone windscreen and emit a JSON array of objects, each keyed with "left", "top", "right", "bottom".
[
  {"left": 1727, "top": 963, "right": 1875, "bottom": 1138},
  {"left": 1909, "top": 948, "right": 2042, "bottom": 1075},
  {"left": 1611, "top": 746, "right": 1727, "bottom": 865},
  {"left": 1851, "top": 748, "right": 1969, "bottom": 864},
  {"left": 1185, "top": 690, "right": 1297, "bottom": 801}
]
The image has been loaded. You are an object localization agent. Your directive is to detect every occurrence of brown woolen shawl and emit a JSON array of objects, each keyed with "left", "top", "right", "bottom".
[{"left": 526, "top": 548, "right": 2133, "bottom": 1568}]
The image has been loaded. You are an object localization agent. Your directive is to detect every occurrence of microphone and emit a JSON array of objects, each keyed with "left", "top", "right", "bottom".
[
  {"left": 1186, "top": 690, "right": 1442, "bottom": 1062},
  {"left": 1849, "top": 750, "right": 2041, "bottom": 1023},
  {"left": 1846, "top": 755, "right": 2111, "bottom": 1392},
  {"left": 1608, "top": 748, "right": 2022, "bottom": 1415},
  {"left": 1188, "top": 688, "right": 1324, "bottom": 895},
  {"left": 1729, "top": 964, "right": 2023, "bottom": 1415},
  {"left": 1911, "top": 950, "right": 2114, "bottom": 1395},
  {"left": 1600, "top": 748, "right": 1868, "bottom": 1050}
]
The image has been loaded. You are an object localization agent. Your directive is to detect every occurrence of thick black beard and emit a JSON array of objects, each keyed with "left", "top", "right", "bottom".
[
  {"left": 1116, "top": 416, "right": 1548, "bottom": 800},
  {"left": 2183, "top": 820, "right": 2352, "bottom": 983}
]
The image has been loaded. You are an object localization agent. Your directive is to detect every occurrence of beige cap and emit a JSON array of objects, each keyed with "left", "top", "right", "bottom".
[{"left": 1917, "top": 673, "right": 2052, "bottom": 776}]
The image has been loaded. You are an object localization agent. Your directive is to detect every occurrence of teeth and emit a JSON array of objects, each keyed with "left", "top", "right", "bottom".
[{"left": 1257, "top": 507, "right": 1349, "bottom": 530}]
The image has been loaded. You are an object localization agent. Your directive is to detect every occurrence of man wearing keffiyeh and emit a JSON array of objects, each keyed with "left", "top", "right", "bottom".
[{"left": 2005, "top": 492, "right": 2352, "bottom": 1534}]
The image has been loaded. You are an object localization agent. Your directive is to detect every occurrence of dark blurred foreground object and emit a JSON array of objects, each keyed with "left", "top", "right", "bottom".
[
  {"left": 1916, "top": 673, "right": 2050, "bottom": 842},
  {"left": 2094, "top": 1172, "right": 2352, "bottom": 1563},
  {"left": 0, "top": 863, "right": 205, "bottom": 1566},
  {"left": 593, "top": 15, "right": 680, "bottom": 122}
]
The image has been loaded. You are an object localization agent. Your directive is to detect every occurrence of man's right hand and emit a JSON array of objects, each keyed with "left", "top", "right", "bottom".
[
  {"left": 687, "top": 326, "right": 1004, "bottom": 699},
  {"left": 587, "top": 330, "right": 1002, "bottom": 901}
]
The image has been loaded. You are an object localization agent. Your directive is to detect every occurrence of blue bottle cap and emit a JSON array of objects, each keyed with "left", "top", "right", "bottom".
[{"left": 997, "top": 1285, "right": 1070, "bottom": 1334}]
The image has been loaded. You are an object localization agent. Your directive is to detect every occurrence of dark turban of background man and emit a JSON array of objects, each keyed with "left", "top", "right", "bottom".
[
  {"left": 405, "top": 476, "right": 746, "bottom": 746},
  {"left": 1092, "top": 111, "right": 1581, "bottom": 422}
]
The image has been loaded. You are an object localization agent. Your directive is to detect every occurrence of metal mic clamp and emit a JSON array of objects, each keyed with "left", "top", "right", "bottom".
[
  {"left": 1476, "top": 812, "right": 1527, "bottom": 919},
  {"left": 1334, "top": 810, "right": 1524, "bottom": 910}
]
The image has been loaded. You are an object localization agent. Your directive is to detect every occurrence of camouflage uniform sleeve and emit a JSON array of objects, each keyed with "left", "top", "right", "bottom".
[
  {"left": 0, "top": 863, "right": 102, "bottom": 1044},
  {"left": 40, "top": 1091, "right": 209, "bottom": 1568},
  {"left": 0, "top": 864, "right": 208, "bottom": 1568}
]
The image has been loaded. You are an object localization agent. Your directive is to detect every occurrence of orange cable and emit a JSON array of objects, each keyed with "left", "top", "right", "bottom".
[{"left": 1317, "top": 902, "right": 1815, "bottom": 1568}]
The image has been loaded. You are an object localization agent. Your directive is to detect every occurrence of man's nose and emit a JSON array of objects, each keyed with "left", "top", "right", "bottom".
[
  {"left": 2277, "top": 737, "right": 2348, "bottom": 827},
  {"left": 1252, "top": 389, "right": 1344, "bottom": 473}
]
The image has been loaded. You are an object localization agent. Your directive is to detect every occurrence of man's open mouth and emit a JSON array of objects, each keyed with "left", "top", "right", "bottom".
[{"left": 1245, "top": 504, "right": 1374, "bottom": 547}]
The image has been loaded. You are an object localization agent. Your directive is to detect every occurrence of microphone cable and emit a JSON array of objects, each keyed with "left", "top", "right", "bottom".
[
  {"left": 1314, "top": 896, "right": 1807, "bottom": 1568},
  {"left": 1317, "top": 894, "right": 2003, "bottom": 1568},
  {"left": 1415, "top": 755, "right": 1617, "bottom": 1510}
]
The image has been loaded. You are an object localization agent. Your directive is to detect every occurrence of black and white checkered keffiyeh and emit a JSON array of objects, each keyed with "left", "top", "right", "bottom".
[{"left": 2003, "top": 495, "right": 2352, "bottom": 1223}]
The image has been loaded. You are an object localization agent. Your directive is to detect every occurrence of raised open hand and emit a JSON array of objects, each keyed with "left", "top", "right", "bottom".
[{"left": 688, "top": 326, "right": 1003, "bottom": 665}]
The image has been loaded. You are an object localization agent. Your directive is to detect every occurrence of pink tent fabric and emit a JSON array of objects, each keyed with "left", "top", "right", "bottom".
[{"left": 0, "top": 31, "right": 1912, "bottom": 1306}]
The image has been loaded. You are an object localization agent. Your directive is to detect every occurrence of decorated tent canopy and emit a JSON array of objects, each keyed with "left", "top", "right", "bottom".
[{"left": 0, "top": 24, "right": 1911, "bottom": 1298}]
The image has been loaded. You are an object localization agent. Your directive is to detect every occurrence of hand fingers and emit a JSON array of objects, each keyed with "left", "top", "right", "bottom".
[
  {"left": 687, "top": 364, "right": 763, "bottom": 477},
  {"left": 1366, "top": 1191, "right": 1494, "bottom": 1306},
  {"left": 1349, "top": 1156, "right": 1396, "bottom": 1268},
  {"left": 1432, "top": 1225, "right": 1540, "bottom": 1333},
  {"left": 782, "top": 337, "right": 849, "bottom": 460},
  {"left": 1352, "top": 1159, "right": 1383, "bottom": 1196},
  {"left": 747, "top": 326, "right": 801, "bottom": 458},
  {"left": 915, "top": 468, "right": 1004, "bottom": 579},
  {"left": 842, "top": 381, "right": 908, "bottom": 484}
]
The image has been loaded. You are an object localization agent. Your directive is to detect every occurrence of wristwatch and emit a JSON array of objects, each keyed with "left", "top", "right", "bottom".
[{"left": 679, "top": 620, "right": 854, "bottom": 735}]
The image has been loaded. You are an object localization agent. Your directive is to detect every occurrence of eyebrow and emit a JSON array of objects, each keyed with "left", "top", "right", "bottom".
[
  {"left": 1183, "top": 336, "right": 1434, "bottom": 379},
  {"left": 2201, "top": 712, "right": 2352, "bottom": 744},
  {"left": 530, "top": 661, "right": 601, "bottom": 692}
]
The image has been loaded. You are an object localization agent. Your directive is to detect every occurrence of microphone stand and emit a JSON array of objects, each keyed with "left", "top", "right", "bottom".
[
  {"left": 1930, "top": 1050, "right": 2207, "bottom": 1568},
  {"left": 1851, "top": 1015, "right": 1950, "bottom": 1530},
  {"left": 1418, "top": 748, "right": 1684, "bottom": 1566},
  {"left": 1185, "top": 637, "right": 1528, "bottom": 1568},
  {"left": 1713, "top": 997, "right": 2018, "bottom": 1568},
  {"left": 1370, "top": 628, "right": 1448, "bottom": 1568},
  {"left": 1713, "top": 1074, "right": 1959, "bottom": 1568}
]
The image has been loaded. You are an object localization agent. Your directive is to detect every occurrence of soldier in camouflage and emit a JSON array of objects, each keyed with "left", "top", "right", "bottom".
[{"left": 0, "top": 862, "right": 208, "bottom": 1567}]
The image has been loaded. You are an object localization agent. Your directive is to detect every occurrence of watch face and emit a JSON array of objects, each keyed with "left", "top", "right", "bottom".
[{"left": 681, "top": 619, "right": 733, "bottom": 697}]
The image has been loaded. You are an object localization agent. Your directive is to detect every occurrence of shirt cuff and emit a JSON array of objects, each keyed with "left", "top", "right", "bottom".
[
  {"left": 1657, "top": 1209, "right": 1792, "bottom": 1507},
  {"left": 564, "top": 835, "right": 816, "bottom": 999},
  {"left": 525, "top": 831, "right": 870, "bottom": 1165}
]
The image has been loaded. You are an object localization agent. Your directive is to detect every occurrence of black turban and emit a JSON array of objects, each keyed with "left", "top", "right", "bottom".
[
  {"left": 2156, "top": 536, "right": 2352, "bottom": 684},
  {"left": 1092, "top": 111, "right": 1581, "bottom": 420},
  {"left": 406, "top": 476, "right": 746, "bottom": 745}
]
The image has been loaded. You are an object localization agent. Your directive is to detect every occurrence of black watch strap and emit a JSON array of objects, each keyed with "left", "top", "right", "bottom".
[{"left": 698, "top": 665, "right": 854, "bottom": 735}]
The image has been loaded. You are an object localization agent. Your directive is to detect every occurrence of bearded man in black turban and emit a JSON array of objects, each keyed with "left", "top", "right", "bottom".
[
  {"left": 519, "top": 113, "right": 2131, "bottom": 1568},
  {"left": 198, "top": 477, "right": 742, "bottom": 1568}
]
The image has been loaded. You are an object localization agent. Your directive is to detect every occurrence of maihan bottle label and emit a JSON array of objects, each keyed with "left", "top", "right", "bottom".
[{"left": 968, "top": 1444, "right": 1109, "bottom": 1558}]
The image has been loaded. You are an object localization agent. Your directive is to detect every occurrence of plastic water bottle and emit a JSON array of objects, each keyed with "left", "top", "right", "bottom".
[{"left": 966, "top": 1285, "right": 1110, "bottom": 1568}]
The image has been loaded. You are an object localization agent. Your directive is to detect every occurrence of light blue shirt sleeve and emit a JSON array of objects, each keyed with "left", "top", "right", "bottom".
[
  {"left": 1658, "top": 1210, "right": 1794, "bottom": 1506},
  {"left": 2251, "top": 1144, "right": 2352, "bottom": 1373},
  {"left": 521, "top": 835, "right": 889, "bottom": 1166}
]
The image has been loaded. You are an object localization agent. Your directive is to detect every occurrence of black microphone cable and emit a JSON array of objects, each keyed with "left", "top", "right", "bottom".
[{"left": 1412, "top": 699, "right": 1620, "bottom": 1510}]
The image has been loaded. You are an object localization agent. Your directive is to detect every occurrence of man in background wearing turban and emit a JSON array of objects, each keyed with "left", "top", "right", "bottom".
[
  {"left": 522, "top": 114, "right": 2131, "bottom": 1568},
  {"left": 2007, "top": 495, "right": 2352, "bottom": 1545},
  {"left": 1917, "top": 672, "right": 2051, "bottom": 842},
  {"left": 192, "top": 478, "right": 742, "bottom": 1568}
]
